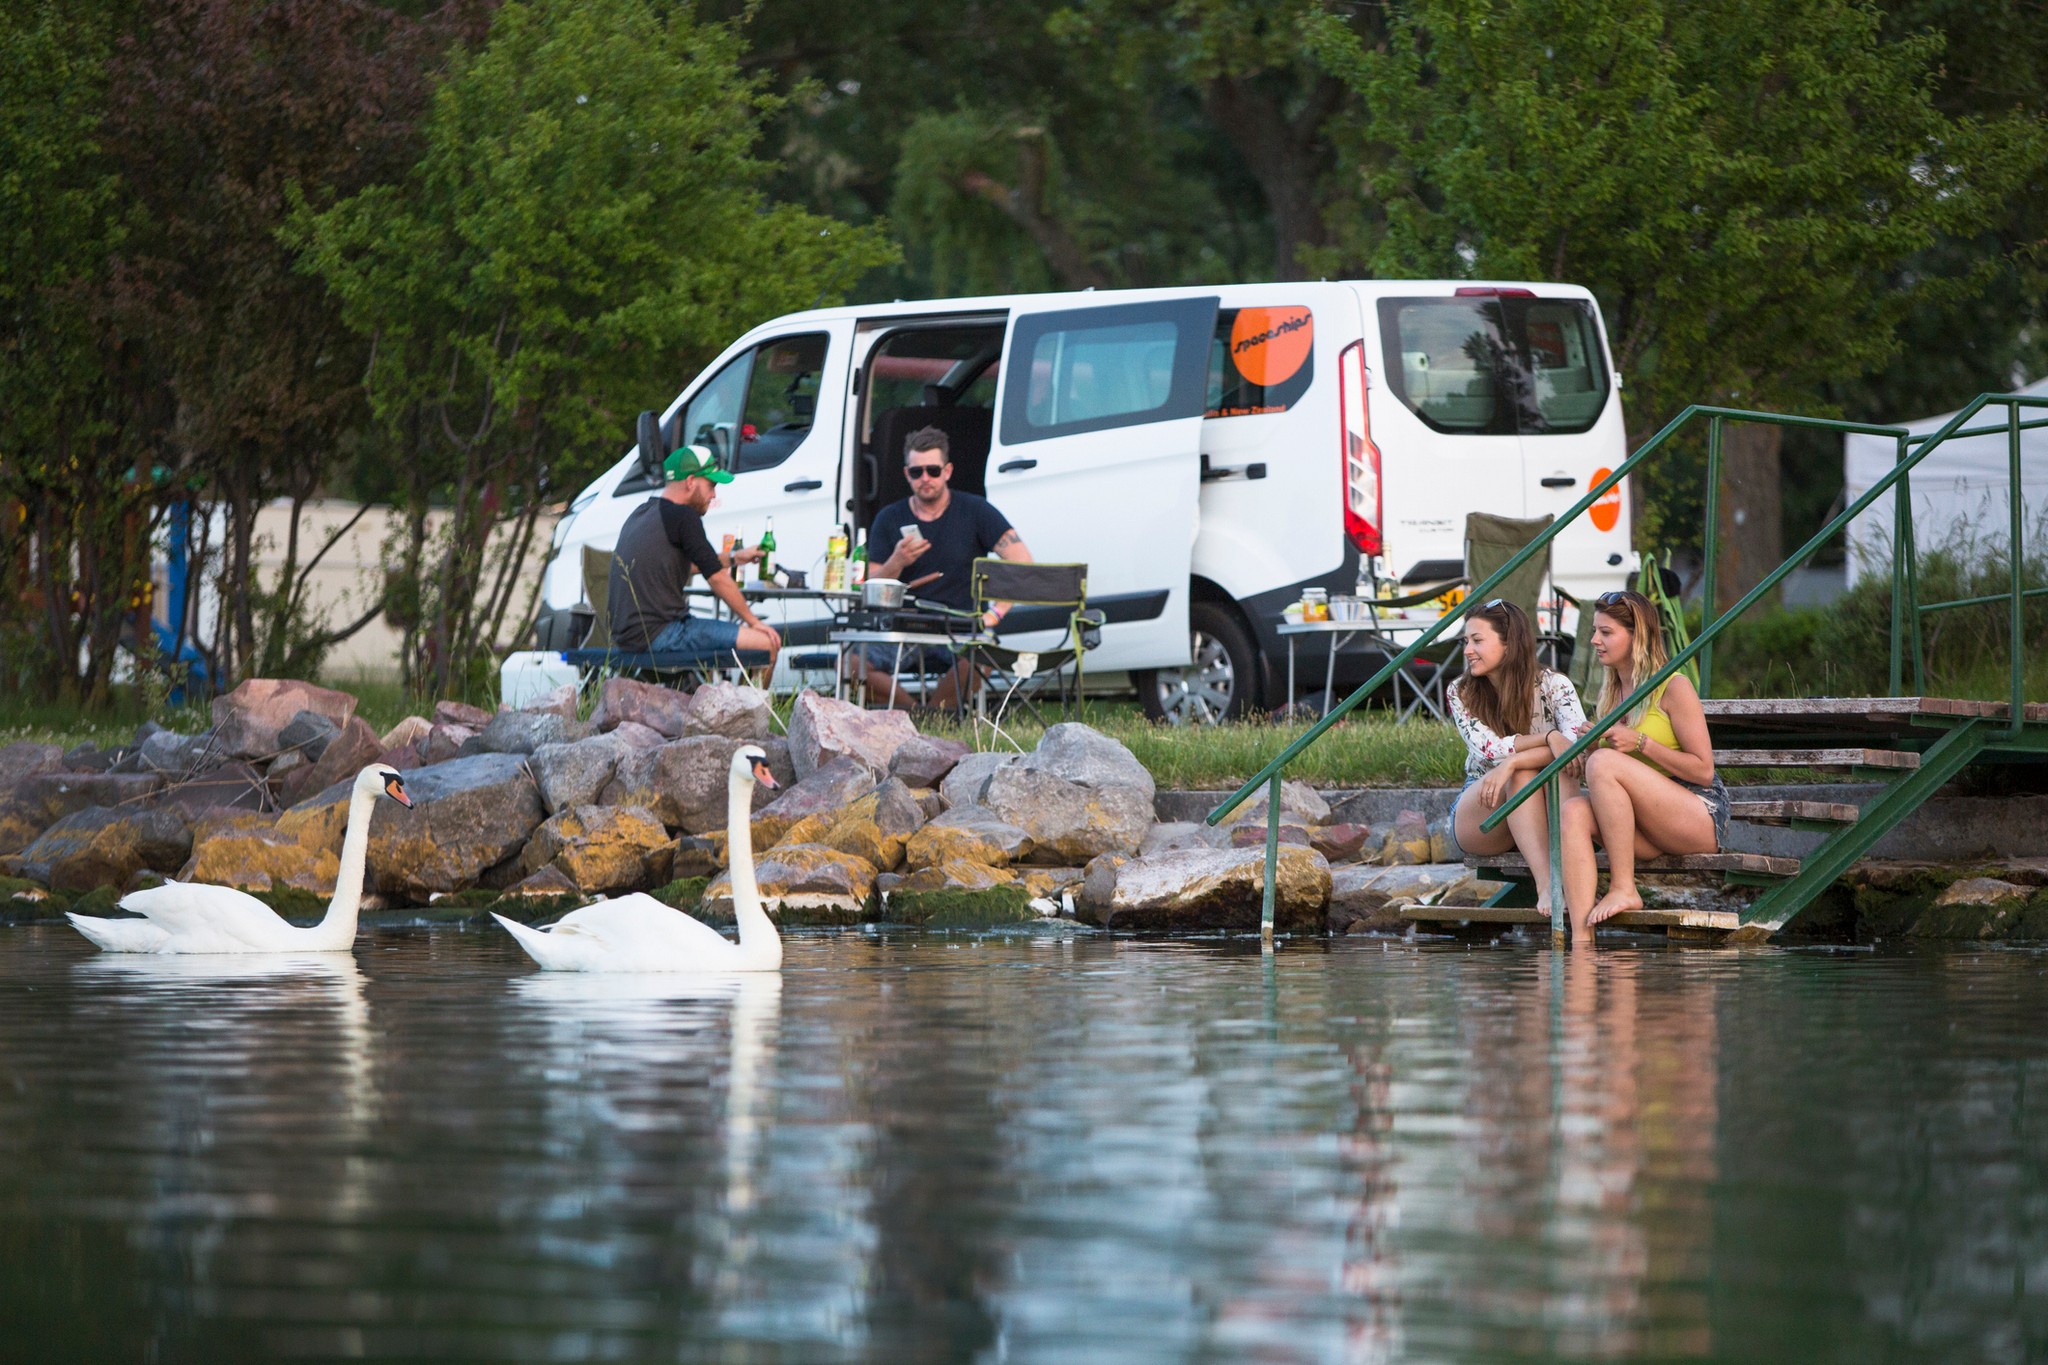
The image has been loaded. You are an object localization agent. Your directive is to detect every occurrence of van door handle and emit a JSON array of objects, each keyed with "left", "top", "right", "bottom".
[
  {"left": 1540, "top": 475, "right": 1576, "bottom": 488},
  {"left": 783, "top": 478, "right": 823, "bottom": 492},
  {"left": 997, "top": 459, "right": 1037, "bottom": 474}
]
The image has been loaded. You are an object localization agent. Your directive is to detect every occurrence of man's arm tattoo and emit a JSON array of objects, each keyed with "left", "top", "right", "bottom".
[{"left": 993, "top": 529, "right": 1022, "bottom": 553}]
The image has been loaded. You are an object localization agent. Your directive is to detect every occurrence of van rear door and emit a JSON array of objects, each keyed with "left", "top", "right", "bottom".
[
  {"left": 1508, "top": 293, "right": 1629, "bottom": 598},
  {"left": 985, "top": 293, "right": 1219, "bottom": 669}
]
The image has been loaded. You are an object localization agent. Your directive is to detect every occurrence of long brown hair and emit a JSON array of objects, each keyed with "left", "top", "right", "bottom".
[
  {"left": 1452, "top": 599, "right": 1541, "bottom": 737},
  {"left": 1593, "top": 589, "right": 1670, "bottom": 725}
]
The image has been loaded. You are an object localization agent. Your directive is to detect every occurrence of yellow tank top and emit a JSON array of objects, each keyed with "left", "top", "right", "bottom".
[{"left": 1630, "top": 683, "right": 1679, "bottom": 769}]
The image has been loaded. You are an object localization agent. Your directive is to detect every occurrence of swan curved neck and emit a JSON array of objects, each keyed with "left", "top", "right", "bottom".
[
  {"left": 728, "top": 768, "right": 779, "bottom": 966},
  {"left": 321, "top": 781, "right": 378, "bottom": 944}
]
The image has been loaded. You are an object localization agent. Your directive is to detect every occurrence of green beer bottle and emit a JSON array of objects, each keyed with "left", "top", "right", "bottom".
[{"left": 758, "top": 517, "right": 776, "bottom": 583}]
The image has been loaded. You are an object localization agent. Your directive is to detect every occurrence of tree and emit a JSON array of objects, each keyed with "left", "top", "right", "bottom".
[
  {"left": 291, "top": 0, "right": 895, "bottom": 695},
  {"left": 1307, "top": 0, "right": 2045, "bottom": 601}
]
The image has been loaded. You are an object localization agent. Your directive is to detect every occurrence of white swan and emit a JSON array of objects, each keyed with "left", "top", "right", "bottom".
[
  {"left": 494, "top": 745, "right": 782, "bottom": 972},
  {"left": 66, "top": 764, "right": 414, "bottom": 954}
]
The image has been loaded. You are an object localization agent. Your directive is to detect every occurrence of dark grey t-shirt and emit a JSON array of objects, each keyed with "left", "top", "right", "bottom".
[
  {"left": 607, "top": 498, "right": 723, "bottom": 651},
  {"left": 869, "top": 491, "right": 1014, "bottom": 611}
]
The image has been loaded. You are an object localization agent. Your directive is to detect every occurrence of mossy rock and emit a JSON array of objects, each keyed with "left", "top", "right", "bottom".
[
  {"left": 0, "top": 875, "right": 72, "bottom": 922},
  {"left": 67, "top": 885, "right": 123, "bottom": 919},
  {"left": 887, "top": 884, "right": 1037, "bottom": 927},
  {"left": 250, "top": 887, "right": 331, "bottom": 926},
  {"left": 484, "top": 894, "right": 587, "bottom": 925},
  {"left": 649, "top": 877, "right": 709, "bottom": 913}
]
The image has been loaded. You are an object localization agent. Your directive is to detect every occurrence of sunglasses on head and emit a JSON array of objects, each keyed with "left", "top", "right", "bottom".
[
  {"left": 1596, "top": 590, "right": 1632, "bottom": 607},
  {"left": 906, "top": 464, "right": 945, "bottom": 479}
]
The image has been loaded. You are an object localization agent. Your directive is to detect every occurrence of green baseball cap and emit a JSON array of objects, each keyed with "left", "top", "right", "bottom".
[{"left": 662, "top": 444, "right": 732, "bottom": 484}]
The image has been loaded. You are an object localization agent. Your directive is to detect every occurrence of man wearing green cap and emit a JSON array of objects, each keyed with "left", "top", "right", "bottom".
[{"left": 605, "top": 445, "right": 780, "bottom": 664}]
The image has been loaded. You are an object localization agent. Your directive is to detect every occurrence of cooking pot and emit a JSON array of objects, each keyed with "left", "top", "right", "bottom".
[{"left": 862, "top": 577, "right": 906, "bottom": 609}]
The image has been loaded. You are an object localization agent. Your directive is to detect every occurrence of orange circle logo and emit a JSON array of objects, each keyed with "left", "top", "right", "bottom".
[
  {"left": 1229, "top": 307, "right": 1313, "bottom": 388},
  {"left": 1589, "top": 468, "right": 1622, "bottom": 532}
]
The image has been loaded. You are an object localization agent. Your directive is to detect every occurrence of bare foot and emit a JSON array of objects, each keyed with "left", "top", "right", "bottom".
[
  {"left": 1586, "top": 888, "right": 1644, "bottom": 926},
  {"left": 1568, "top": 905, "right": 1593, "bottom": 944}
]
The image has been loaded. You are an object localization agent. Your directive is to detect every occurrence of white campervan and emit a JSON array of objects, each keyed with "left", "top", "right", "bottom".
[{"left": 507, "top": 281, "right": 1632, "bottom": 721}]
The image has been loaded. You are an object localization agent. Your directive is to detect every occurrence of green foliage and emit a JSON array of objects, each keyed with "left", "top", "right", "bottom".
[{"left": 887, "top": 884, "right": 1037, "bottom": 926}]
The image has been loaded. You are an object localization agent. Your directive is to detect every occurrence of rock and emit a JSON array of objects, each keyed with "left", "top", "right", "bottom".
[
  {"left": 531, "top": 737, "right": 625, "bottom": 815},
  {"left": 770, "top": 811, "right": 839, "bottom": 849},
  {"left": 608, "top": 720, "right": 668, "bottom": 749},
  {"left": 1017, "top": 722, "right": 1155, "bottom": 800},
  {"left": 1228, "top": 823, "right": 1312, "bottom": 849},
  {"left": 599, "top": 736, "right": 764, "bottom": 834},
  {"left": 787, "top": 691, "right": 917, "bottom": 778},
  {"left": 279, "top": 716, "right": 384, "bottom": 807},
  {"left": 909, "top": 786, "right": 946, "bottom": 823},
  {"left": 748, "top": 755, "right": 877, "bottom": 846},
  {"left": 276, "top": 751, "right": 544, "bottom": 901},
  {"left": 180, "top": 809, "right": 338, "bottom": 894},
  {"left": 380, "top": 716, "right": 432, "bottom": 750},
  {"left": 278, "top": 710, "right": 341, "bottom": 762},
  {"left": 419, "top": 722, "right": 475, "bottom": 766},
  {"left": 889, "top": 859, "right": 1018, "bottom": 893},
  {"left": 1079, "top": 846, "right": 1331, "bottom": 933},
  {"left": 667, "top": 835, "right": 724, "bottom": 878},
  {"left": 1019, "top": 866, "right": 1084, "bottom": 899},
  {"left": 940, "top": 751, "right": 1016, "bottom": 808},
  {"left": 681, "top": 680, "right": 773, "bottom": 740},
  {"left": 434, "top": 699, "right": 492, "bottom": 729},
  {"left": 1141, "top": 821, "right": 1226, "bottom": 854},
  {"left": 760, "top": 736, "right": 798, "bottom": 789},
  {"left": 500, "top": 863, "right": 583, "bottom": 901},
  {"left": 460, "top": 709, "right": 593, "bottom": 757},
  {"left": 15, "top": 805, "right": 192, "bottom": 893},
  {"left": 1933, "top": 877, "right": 2032, "bottom": 909},
  {"left": 60, "top": 743, "right": 114, "bottom": 773},
  {"left": 379, "top": 742, "right": 423, "bottom": 771},
  {"left": 520, "top": 682, "right": 580, "bottom": 720},
  {"left": 905, "top": 805, "right": 1034, "bottom": 868},
  {"left": 702, "top": 843, "right": 876, "bottom": 920},
  {"left": 211, "top": 679, "right": 358, "bottom": 759},
  {"left": 132, "top": 729, "right": 214, "bottom": 777},
  {"left": 0, "top": 741, "right": 64, "bottom": 788},
  {"left": 1219, "top": 777, "right": 1330, "bottom": 828},
  {"left": 591, "top": 677, "right": 694, "bottom": 738},
  {"left": 1077, "top": 852, "right": 1130, "bottom": 916},
  {"left": 1428, "top": 817, "right": 1455, "bottom": 864},
  {"left": 1380, "top": 809, "right": 1434, "bottom": 866},
  {"left": 1310, "top": 822, "right": 1373, "bottom": 862},
  {"left": 983, "top": 765, "right": 1152, "bottom": 864},
  {"left": 519, "top": 804, "right": 672, "bottom": 894},
  {"left": 888, "top": 735, "right": 972, "bottom": 789},
  {"left": 156, "top": 761, "right": 268, "bottom": 818},
  {"left": 267, "top": 750, "right": 305, "bottom": 780},
  {"left": 0, "top": 772, "right": 166, "bottom": 855},
  {"left": 817, "top": 779, "right": 927, "bottom": 872},
  {"left": 873, "top": 777, "right": 928, "bottom": 839},
  {"left": 1329, "top": 865, "right": 1401, "bottom": 934}
]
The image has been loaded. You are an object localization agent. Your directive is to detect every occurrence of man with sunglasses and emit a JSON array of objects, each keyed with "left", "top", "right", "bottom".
[{"left": 860, "top": 426, "right": 1032, "bottom": 707}]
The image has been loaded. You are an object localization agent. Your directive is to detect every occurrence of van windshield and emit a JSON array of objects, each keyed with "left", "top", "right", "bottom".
[{"left": 1377, "top": 296, "right": 1609, "bottom": 435}]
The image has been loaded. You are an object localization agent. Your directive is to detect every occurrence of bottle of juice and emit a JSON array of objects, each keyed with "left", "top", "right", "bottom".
[{"left": 849, "top": 529, "right": 867, "bottom": 586}]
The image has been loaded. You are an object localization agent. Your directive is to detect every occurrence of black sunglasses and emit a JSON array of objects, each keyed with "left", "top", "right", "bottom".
[
  {"left": 1596, "top": 590, "right": 1632, "bottom": 608},
  {"left": 906, "top": 464, "right": 945, "bottom": 479}
]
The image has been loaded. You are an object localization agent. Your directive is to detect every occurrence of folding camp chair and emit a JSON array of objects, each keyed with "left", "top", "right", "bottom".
[
  {"left": 559, "top": 546, "right": 769, "bottom": 688},
  {"left": 966, "top": 559, "right": 1103, "bottom": 724}
]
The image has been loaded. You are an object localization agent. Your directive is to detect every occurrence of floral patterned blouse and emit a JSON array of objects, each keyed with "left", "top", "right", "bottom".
[{"left": 1448, "top": 670, "right": 1589, "bottom": 782}]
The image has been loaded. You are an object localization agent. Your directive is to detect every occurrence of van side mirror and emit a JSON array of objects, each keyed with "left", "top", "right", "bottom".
[
  {"left": 635, "top": 410, "right": 663, "bottom": 484},
  {"left": 705, "top": 426, "right": 733, "bottom": 469}
]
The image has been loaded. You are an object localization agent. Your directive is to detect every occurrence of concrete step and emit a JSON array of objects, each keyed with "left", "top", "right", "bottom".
[{"left": 1717, "top": 748, "right": 1920, "bottom": 771}]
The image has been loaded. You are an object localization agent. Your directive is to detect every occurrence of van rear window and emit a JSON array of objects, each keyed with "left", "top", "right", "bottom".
[
  {"left": 1378, "top": 296, "right": 1609, "bottom": 435},
  {"left": 1207, "top": 306, "right": 1314, "bottom": 418}
]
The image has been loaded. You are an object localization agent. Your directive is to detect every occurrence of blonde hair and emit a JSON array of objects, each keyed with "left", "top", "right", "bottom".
[{"left": 1593, "top": 590, "right": 1669, "bottom": 725}]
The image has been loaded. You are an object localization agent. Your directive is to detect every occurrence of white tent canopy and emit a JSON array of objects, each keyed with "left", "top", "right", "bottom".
[{"left": 1843, "top": 376, "right": 2048, "bottom": 585}]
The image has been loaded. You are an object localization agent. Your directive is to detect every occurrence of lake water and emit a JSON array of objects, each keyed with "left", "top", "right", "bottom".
[{"left": 1, "top": 925, "right": 2042, "bottom": 1363}]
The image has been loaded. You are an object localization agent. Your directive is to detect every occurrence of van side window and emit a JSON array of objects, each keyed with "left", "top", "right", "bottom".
[
  {"left": 1515, "top": 300, "right": 1608, "bottom": 433},
  {"left": 1206, "top": 306, "right": 1315, "bottom": 418},
  {"left": 1377, "top": 297, "right": 1610, "bottom": 436},
  {"left": 1026, "top": 321, "right": 1177, "bottom": 427},
  {"left": 671, "top": 333, "right": 830, "bottom": 479}
]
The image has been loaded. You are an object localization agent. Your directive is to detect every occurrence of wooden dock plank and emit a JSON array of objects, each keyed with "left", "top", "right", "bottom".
[
  {"left": 1468, "top": 850, "right": 1800, "bottom": 877},
  {"left": 1400, "top": 904, "right": 1742, "bottom": 931},
  {"left": 1727, "top": 799, "right": 1859, "bottom": 826},
  {"left": 1716, "top": 748, "right": 1920, "bottom": 770}
]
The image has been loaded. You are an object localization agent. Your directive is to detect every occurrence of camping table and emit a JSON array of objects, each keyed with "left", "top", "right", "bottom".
[
  {"left": 1278, "top": 614, "right": 1457, "bottom": 723},
  {"left": 830, "top": 625, "right": 996, "bottom": 714},
  {"left": 687, "top": 584, "right": 864, "bottom": 694}
]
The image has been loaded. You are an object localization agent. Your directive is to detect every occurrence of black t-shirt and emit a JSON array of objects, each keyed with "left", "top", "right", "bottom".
[
  {"left": 607, "top": 498, "right": 724, "bottom": 650},
  {"left": 869, "top": 491, "right": 1014, "bottom": 611}
]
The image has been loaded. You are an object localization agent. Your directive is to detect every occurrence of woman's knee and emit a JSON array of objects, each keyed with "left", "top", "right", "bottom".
[
  {"left": 1585, "top": 748, "right": 1627, "bottom": 783},
  {"left": 1560, "top": 796, "right": 1594, "bottom": 836}
]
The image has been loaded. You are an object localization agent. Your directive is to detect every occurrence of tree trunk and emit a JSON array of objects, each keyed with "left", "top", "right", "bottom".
[{"left": 1713, "top": 422, "right": 1783, "bottom": 614}]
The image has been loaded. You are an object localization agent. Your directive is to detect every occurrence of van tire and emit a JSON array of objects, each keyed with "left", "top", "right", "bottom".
[{"left": 1135, "top": 601, "right": 1259, "bottom": 725}]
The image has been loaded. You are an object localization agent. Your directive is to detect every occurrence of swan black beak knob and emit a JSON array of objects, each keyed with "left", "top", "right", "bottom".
[
  {"left": 751, "top": 758, "right": 778, "bottom": 790},
  {"left": 385, "top": 774, "right": 414, "bottom": 808}
]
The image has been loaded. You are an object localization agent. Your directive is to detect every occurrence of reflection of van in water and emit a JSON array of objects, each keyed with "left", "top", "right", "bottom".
[{"left": 511, "top": 280, "right": 1631, "bottom": 722}]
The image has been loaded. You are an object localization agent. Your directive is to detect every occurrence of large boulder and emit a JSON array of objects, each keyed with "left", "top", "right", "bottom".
[
  {"left": 519, "top": 682, "right": 580, "bottom": 720},
  {"left": 982, "top": 765, "right": 1152, "bottom": 865},
  {"left": 460, "top": 709, "right": 593, "bottom": 757},
  {"left": 530, "top": 736, "right": 626, "bottom": 814},
  {"left": 608, "top": 720, "right": 669, "bottom": 749},
  {"left": 0, "top": 772, "right": 165, "bottom": 855},
  {"left": 277, "top": 710, "right": 341, "bottom": 762},
  {"left": 1379, "top": 809, "right": 1434, "bottom": 866},
  {"left": 434, "top": 699, "right": 492, "bottom": 729},
  {"left": 419, "top": 700, "right": 493, "bottom": 765},
  {"left": 519, "top": 804, "right": 672, "bottom": 894},
  {"left": 1078, "top": 846, "right": 1330, "bottom": 933},
  {"left": 210, "top": 678, "right": 358, "bottom": 759},
  {"left": 888, "top": 735, "right": 971, "bottom": 789},
  {"left": 748, "top": 755, "right": 877, "bottom": 847},
  {"left": 0, "top": 741, "right": 63, "bottom": 790},
  {"left": 1141, "top": 821, "right": 1227, "bottom": 855},
  {"left": 156, "top": 762, "right": 269, "bottom": 819},
  {"left": 939, "top": 751, "right": 1016, "bottom": 809},
  {"left": 888, "top": 860, "right": 1017, "bottom": 894},
  {"left": 681, "top": 680, "right": 774, "bottom": 741},
  {"left": 787, "top": 691, "right": 917, "bottom": 778},
  {"left": 1217, "top": 777, "right": 1331, "bottom": 828},
  {"left": 904, "top": 805, "right": 1033, "bottom": 868},
  {"left": 1328, "top": 862, "right": 1474, "bottom": 934},
  {"left": 590, "top": 676, "right": 694, "bottom": 738},
  {"left": 1228, "top": 823, "right": 1311, "bottom": 849},
  {"left": 1017, "top": 723, "right": 1155, "bottom": 801},
  {"left": 276, "top": 751, "right": 544, "bottom": 901},
  {"left": 179, "top": 809, "right": 339, "bottom": 894},
  {"left": 278, "top": 716, "right": 384, "bottom": 807},
  {"left": 598, "top": 736, "right": 763, "bottom": 834},
  {"left": 702, "top": 843, "right": 876, "bottom": 920},
  {"left": 15, "top": 805, "right": 192, "bottom": 893},
  {"left": 813, "top": 778, "right": 928, "bottom": 872},
  {"left": 128, "top": 728, "right": 214, "bottom": 778}
]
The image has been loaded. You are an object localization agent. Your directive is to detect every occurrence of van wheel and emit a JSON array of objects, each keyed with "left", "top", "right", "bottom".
[{"left": 1136, "top": 602, "right": 1258, "bottom": 725}]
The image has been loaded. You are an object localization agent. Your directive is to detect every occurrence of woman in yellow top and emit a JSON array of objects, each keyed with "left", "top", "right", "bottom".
[{"left": 1558, "top": 589, "right": 1730, "bottom": 940}]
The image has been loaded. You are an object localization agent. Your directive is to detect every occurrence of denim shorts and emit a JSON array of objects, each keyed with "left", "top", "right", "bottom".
[
  {"left": 1674, "top": 774, "right": 1731, "bottom": 850},
  {"left": 861, "top": 641, "right": 957, "bottom": 675},
  {"left": 1446, "top": 773, "right": 1481, "bottom": 859},
  {"left": 648, "top": 614, "right": 742, "bottom": 655}
]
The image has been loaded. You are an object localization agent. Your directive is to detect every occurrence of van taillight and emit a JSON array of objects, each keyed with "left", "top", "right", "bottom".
[{"left": 1338, "top": 340, "right": 1381, "bottom": 556}]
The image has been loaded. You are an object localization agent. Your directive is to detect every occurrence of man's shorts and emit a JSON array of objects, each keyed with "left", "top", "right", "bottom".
[
  {"left": 649, "top": 615, "right": 743, "bottom": 655},
  {"left": 861, "top": 641, "right": 957, "bottom": 675}
]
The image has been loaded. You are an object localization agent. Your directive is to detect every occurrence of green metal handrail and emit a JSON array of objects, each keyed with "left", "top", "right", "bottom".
[{"left": 1210, "top": 389, "right": 2044, "bottom": 940}]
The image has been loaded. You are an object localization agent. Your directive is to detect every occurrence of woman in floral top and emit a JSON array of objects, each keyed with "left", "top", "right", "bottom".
[{"left": 1447, "top": 599, "right": 1589, "bottom": 918}]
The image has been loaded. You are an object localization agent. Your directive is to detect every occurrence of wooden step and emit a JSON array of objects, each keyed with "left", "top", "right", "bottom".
[
  {"left": 1468, "top": 850, "right": 1800, "bottom": 878},
  {"left": 1400, "top": 904, "right": 1741, "bottom": 931},
  {"left": 1727, "top": 799, "right": 1859, "bottom": 827},
  {"left": 1716, "top": 748, "right": 1920, "bottom": 771}
]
